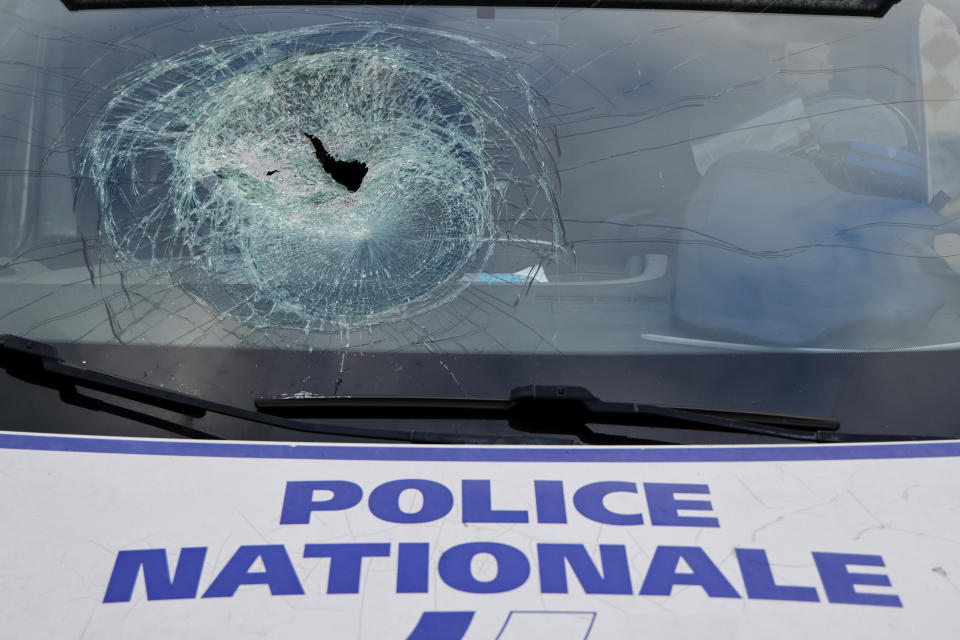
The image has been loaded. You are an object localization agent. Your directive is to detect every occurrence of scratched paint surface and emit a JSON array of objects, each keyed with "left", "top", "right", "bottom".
[{"left": 0, "top": 434, "right": 959, "bottom": 638}]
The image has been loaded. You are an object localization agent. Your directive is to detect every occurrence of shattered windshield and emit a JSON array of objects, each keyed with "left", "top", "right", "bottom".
[{"left": 4, "top": 0, "right": 960, "bottom": 359}]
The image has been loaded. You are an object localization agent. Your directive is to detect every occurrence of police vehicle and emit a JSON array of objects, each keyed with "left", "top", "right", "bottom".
[{"left": 1, "top": 0, "right": 959, "bottom": 636}]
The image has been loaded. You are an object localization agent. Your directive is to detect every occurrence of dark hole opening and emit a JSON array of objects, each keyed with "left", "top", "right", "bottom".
[{"left": 303, "top": 131, "right": 368, "bottom": 192}]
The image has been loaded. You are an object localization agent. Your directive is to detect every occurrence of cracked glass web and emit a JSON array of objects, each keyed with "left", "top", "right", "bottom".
[
  {"left": 3, "top": 2, "right": 956, "bottom": 359},
  {"left": 84, "top": 23, "right": 560, "bottom": 331}
]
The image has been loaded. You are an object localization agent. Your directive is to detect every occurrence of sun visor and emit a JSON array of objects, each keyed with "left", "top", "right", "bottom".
[{"left": 60, "top": 0, "right": 899, "bottom": 18}]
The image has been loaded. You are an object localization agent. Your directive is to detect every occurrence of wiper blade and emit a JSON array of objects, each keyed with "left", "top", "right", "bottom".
[
  {"left": 0, "top": 335, "right": 582, "bottom": 445},
  {"left": 257, "top": 384, "right": 934, "bottom": 443},
  {"left": 1, "top": 336, "right": 938, "bottom": 445}
]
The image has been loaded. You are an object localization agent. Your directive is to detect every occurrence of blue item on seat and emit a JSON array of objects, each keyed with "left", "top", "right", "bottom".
[{"left": 673, "top": 151, "right": 947, "bottom": 345}]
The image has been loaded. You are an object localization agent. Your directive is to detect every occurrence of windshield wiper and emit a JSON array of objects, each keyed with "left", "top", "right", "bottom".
[
  {"left": 256, "top": 384, "right": 935, "bottom": 443},
  {"left": 0, "top": 335, "right": 939, "bottom": 445},
  {"left": 0, "top": 335, "right": 578, "bottom": 445}
]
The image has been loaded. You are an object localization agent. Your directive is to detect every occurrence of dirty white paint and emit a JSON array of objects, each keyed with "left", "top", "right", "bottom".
[{"left": 0, "top": 432, "right": 958, "bottom": 638}]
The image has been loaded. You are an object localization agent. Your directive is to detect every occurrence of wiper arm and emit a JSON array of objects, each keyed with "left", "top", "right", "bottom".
[
  {"left": 0, "top": 335, "right": 582, "bottom": 445},
  {"left": 257, "top": 384, "right": 934, "bottom": 443},
  {"left": 1, "top": 335, "right": 939, "bottom": 445}
]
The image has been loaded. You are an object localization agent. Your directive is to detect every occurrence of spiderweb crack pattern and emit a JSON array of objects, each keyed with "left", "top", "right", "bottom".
[{"left": 84, "top": 23, "right": 559, "bottom": 332}]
